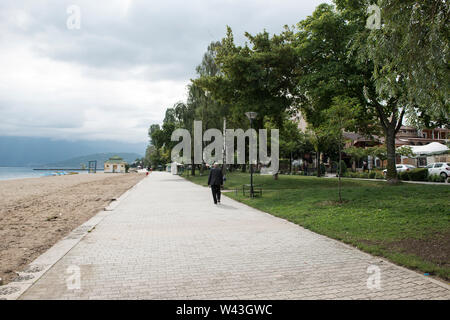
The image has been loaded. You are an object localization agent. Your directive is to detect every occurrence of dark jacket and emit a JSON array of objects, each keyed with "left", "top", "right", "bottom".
[{"left": 208, "top": 167, "right": 223, "bottom": 186}]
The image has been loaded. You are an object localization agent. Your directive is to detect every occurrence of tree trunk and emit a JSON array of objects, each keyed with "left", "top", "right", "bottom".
[
  {"left": 338, "top": 142, "right": 342, "bottom": 203},
  {"left": 385, "top": 127, "right": 399, "bottom": 184},
  {"left": 289, "top": 152, "right": 292, "bottom": 174},
  {"left": 316, "top": 152, "right": 321, "bottom": 177},
  {"left": 241, "top": 163, "right": 246, "bottom": 173},
  {"left": 191, "top": 156, "right": 195, "bottom": 176}
]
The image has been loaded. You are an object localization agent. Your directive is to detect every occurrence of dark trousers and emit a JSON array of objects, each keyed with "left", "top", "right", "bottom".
[{"left": 211, "top": 185, "right": 221, "bottom": 203}]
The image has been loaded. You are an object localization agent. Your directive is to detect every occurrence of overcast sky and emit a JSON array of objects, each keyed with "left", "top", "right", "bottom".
[{"left": 0, "top": 0, "right": 331, "bottom": 143}]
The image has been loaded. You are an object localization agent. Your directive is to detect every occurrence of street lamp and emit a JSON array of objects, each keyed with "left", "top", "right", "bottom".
[{"left": 245, "top": 111, "right": 258, "bottom": 198}]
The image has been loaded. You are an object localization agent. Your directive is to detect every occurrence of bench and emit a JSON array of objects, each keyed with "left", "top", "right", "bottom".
[{"left": 239, "top": 184, "right": 262, "bottom": 197}]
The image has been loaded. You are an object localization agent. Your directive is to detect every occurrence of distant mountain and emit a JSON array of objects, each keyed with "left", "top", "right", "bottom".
[
  {"left": 0, "top": 136, "right": 146, "bottom": 167},
  {"left": 40, "top": 153, "right": 142, "bottom": 169}
]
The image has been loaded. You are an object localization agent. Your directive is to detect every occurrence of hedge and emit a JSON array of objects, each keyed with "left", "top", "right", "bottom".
[
  {"left": 398, "top": 171, "right": 410, "bottom": 181},
  {"left": 407, "top": 168, "right": 428, "bottom": 181}
]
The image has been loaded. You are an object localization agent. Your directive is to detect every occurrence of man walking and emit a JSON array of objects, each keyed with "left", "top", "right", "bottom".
[{"left": 208, "top": 162, "right": 223, "bottom": 204}]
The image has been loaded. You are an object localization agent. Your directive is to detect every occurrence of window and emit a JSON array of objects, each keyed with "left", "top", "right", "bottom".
[
  {"left": 418, "top": 158, "right": 427, "bottom": 167},
  {"left": 426, "top": 164, "right": 433, "bottom": 169},
  {"left": 434, "top": 163, "right": 443, "bottom": 168}
]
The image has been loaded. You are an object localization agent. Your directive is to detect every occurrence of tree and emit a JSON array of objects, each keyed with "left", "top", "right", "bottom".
[
  {"left": 334, "top": 0, "right": 449, "bottom": 183},
  {"left": 194, "top": 26, "right": 298, "bottom": 130},
  {"left": 304, "top": 127, "right": 332, "bottom": 177},
  {"left": 397, "top": 146, "right": 414, "bottom": 158},
  {"left": 267, "top": 116, "right": 304, "bottom": 174},
  {"left": 143, "top": 145, "right": 155, "bottom": 169},
  {"left": 369, "top": 1, "right": 448, "bottom": 127},
  {"left": 149, "top": 124, "right": 165, "bottom": 149},
  {"left": 292, "top": 4, "right": 379, "bottom": 177},
  {"left": 366, "top": 145, "right": 387, "bottom": 169},
  {"left": 147, "top": 109, "right": 180, "bottom": 169},
  {"left": 322, "top": 96, "right": 359, "bottom": 202},
  {"left": 344, "top": 146, "right": 367, "bottom": 172}
]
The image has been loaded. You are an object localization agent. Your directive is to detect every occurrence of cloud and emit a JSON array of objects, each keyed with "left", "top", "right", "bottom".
[{"left": 0, "top": 0, "right": 330, "bottom": 143}]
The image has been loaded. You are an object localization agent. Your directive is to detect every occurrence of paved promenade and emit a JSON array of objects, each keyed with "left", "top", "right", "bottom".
[{"left": 18, "top": 172, "right": 449, "bottom": 299}]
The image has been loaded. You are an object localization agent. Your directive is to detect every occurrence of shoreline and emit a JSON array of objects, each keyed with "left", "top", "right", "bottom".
[
  {"left": 0, "top": 169, "right": 105, "bottom": 182},
  {"left": 0, "top": 172, "right": 99, "bottom": 182}
]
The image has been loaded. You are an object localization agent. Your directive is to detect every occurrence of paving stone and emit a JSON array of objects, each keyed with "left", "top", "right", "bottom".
[{"left": 18, "top": 172, "right": 450, "bottom": 300}]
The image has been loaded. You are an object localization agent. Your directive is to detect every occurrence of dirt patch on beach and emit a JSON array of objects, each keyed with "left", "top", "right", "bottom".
[{"left": 0, "top": 173, "right": 145, "bottom": 285}]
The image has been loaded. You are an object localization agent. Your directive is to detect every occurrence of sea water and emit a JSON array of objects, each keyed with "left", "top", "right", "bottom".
[{"left": 0, "top": 167, "right": 93, "bottom": 181}]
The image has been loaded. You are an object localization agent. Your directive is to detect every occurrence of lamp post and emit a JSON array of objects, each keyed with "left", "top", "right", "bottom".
[{"left": 245, "top": 111, "right": 258, "bottom": 198}]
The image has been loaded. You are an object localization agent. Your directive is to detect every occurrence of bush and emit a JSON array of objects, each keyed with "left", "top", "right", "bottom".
[
  {"left": 398, "top": 171, "right": 409, "bottom": 181},
  {"left": 407, "top": 168, "right": 428, "bottom": 181},
  {"left": 369, "top": 172, "right": 376, "bottom": 179},
  {"left": 430, "top": 174, "right": 445, "bottom": 183},
  {"left": 375, "top": 173, "right": 384, "bottom": 180},
  {"left": 359, "top": 172, "right": 369, "bottom": 179}
]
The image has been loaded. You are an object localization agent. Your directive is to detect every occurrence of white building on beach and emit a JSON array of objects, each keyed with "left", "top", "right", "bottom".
[{"left": 104, "top": 156, "right": 127, "bottom": 173}]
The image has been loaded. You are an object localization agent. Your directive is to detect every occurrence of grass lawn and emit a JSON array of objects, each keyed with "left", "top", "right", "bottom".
[{"left": 182, "top": 171, "right": 450, "bottom": 281}]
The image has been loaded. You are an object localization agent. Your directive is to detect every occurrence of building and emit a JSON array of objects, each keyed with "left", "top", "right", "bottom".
[
  {"left": 292, "top": 111, "right": 449, "bottom": 169},
  {"left": 396, "top": 126, "right": 449, "bottom": 146},
  {"left": 104, "top": 156, "right": 127, "bottom": 173}
]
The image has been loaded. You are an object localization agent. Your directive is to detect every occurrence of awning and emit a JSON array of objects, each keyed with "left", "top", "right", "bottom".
[{"left": 403, "top": 142, "right": 449, "bottom": 156}]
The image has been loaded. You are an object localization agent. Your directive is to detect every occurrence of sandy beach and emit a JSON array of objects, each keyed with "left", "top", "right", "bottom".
[{"left": 0, "top": 172, "right": 146, "bottom": 285}]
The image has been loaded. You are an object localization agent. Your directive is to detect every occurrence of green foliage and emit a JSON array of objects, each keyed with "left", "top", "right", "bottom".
[
  {"left": 398, "top": 171, "right": 410, "bottom": 181},
  {"left": 338, "top": 160, "right": 347, "bottom": 175},
  {"left": 293, "top": 5, "right": 378, "bottom": 137},
  {"left": 408, "top": 168, "right": 429, "bottom": 182},
  {"left": 375, "top": 173, "right": 384, "bottom": 180},
  {"left": 194, "top": 27, "right": 298, "bottom": 129},
  {"left": 429, "top": 174, "right": 445, "bottom": 183},
  {"left": 397, "top": 146, "right": 414, "bottom": 158},
  {"left": 272, "top": 117, "right": 309, "bottom": 160},
  {"left": 146, "top": 1, "right": 447, "bottom": 184},
  {"left": 366, "top": 146, "right": 387, "bottom": 162},
  {"left": 344, "top": 146, "right": 367, "bottom": 169}
]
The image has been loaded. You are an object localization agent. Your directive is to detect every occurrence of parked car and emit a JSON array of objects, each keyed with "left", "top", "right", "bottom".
[
  {"left": 426, "top": 162, "right": 450, "bottom": 179},
  {"left": 383, "top": 164, "right": 416, "bottom": 176}
]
